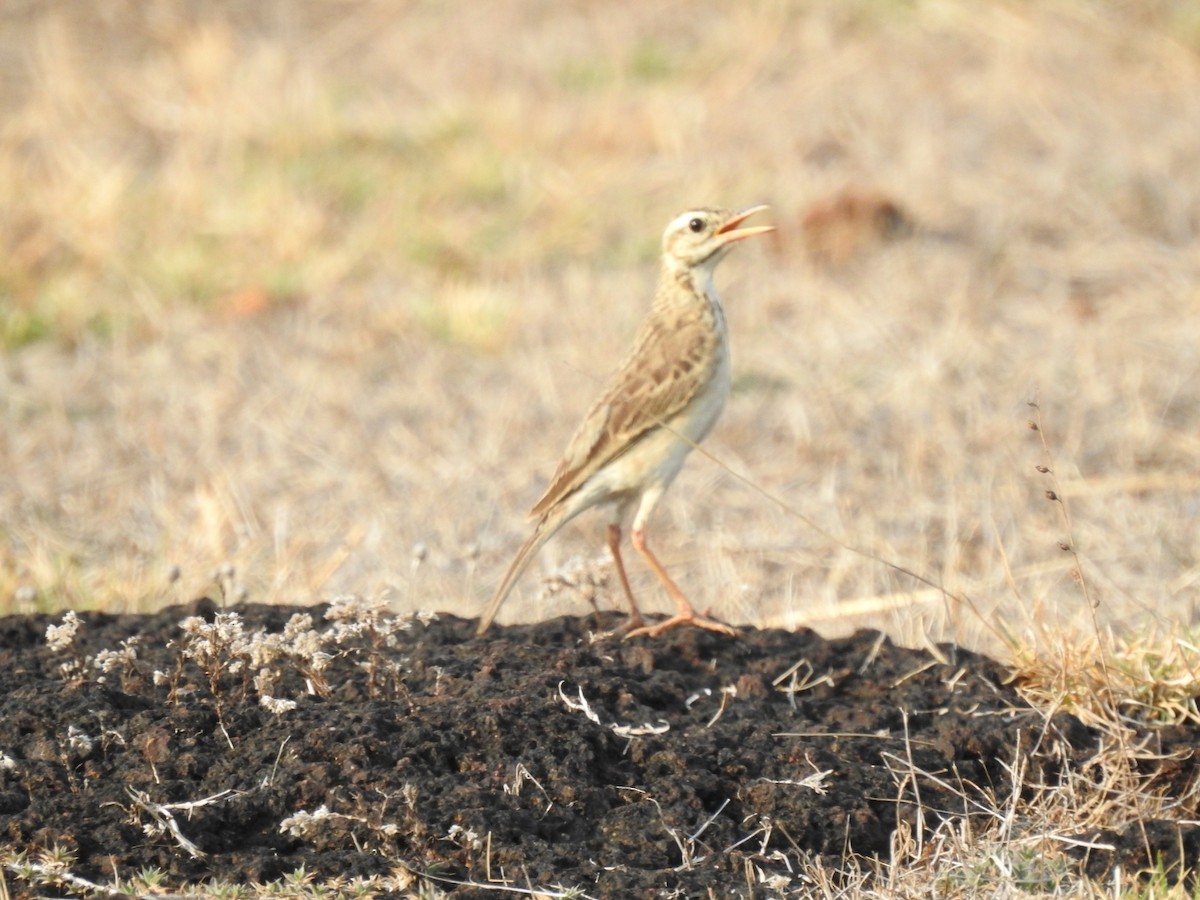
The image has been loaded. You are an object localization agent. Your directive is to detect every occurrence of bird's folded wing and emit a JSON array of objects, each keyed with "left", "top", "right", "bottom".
[{"left": 529, "top": 309, "right": 718, "bottom": 518}]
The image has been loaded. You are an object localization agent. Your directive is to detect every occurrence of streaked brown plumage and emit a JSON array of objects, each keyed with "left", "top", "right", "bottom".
[{"left": 476, "top": 206, "right": 773, "bottom": 638}]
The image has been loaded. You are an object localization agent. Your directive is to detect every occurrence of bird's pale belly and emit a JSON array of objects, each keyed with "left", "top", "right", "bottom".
[{"left": 580, "top": 357, "right": 730, "bottom": 508}]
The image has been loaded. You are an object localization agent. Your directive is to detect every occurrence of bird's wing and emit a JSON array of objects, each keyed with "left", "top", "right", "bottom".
[{"left": 529, "top": 301, "right": 719, "bottom": 518}]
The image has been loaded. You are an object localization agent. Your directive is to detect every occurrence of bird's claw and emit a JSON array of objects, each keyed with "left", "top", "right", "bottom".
[{"left": 624, "top": 611, "right": 738, "bottom": 640}]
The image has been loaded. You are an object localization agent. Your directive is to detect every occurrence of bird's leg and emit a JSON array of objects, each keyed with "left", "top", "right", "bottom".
[
  {"left": 624, "top": 525, "right": 738, "bottom": 639},
  {"left": 607, "top": 524, "right": 644, "bottom": 630}
]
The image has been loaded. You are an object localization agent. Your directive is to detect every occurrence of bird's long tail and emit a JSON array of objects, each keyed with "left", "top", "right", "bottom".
[{"left": 475, "top": 509, "right": 570, "bottom": 636}]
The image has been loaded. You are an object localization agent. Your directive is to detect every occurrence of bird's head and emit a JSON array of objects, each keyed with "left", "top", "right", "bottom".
[{"left": 661, "top": 206, "right": 773, "bottom": 276}]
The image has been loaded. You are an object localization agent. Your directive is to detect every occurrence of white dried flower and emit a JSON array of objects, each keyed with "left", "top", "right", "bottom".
[
  {"left": 259, "top": 695, "right": 297, "bottom": 715},
  {"left": 211, "top": 612, "right": 246, "bottom": 644},
  {"left": 446, "top": 824, "right": 483, "bottom": 850},
  {"left": 179, "top": 612, "right": 250, "bottom": 665},
  {"left": 93, "top": 637, "right": 139, "bottom": 674},
  {"left": 57, "top": 660, "right": 82, "bottom": 679},
  {"left": 325, "top": 593, "right": 387, "bottom": 622},
  {"left": 279, "top": 805, "right": 331, "bottom": 837},
  {"left": 246, "top": 631, "right": 286, "bottom": 669},
  {"left": 66, "top": 725, "right": 94, "bottom": 755},
  {"left": 178, "top": 616, "right": 205, "bottom": 635},
  {"left": 289, "top": 628, "right": 326, "bottom": 660},
  {"left": 46, "top": 611, "right": 80, "bottom": 652},
  {"left": 282, "top": 613, "right": 316, "bottom": 638}
]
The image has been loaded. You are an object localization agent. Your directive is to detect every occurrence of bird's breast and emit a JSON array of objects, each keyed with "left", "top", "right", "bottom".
[{"left": 669, "top": 284, "right": 730, "bottom": 445}]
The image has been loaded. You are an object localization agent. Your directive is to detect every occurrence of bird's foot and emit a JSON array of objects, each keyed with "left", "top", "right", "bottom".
[
  {"left": 624, "top": 610, "right": 738, "bottom": 640},
  {"left": 622, "top": 611, "right": 646, "bottom": 632}
]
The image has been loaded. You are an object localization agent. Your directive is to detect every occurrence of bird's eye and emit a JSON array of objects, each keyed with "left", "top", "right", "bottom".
[{"left": 688, "top": 217, "right": 705, "bottom": 233}]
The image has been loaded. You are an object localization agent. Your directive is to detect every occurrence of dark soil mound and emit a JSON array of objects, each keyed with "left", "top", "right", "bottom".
[{"left": 1, "top": 600, "right": 1196, "bottom": 897}]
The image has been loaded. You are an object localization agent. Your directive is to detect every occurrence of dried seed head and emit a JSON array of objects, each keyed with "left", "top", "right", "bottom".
[{"left": 46, "top": 611, "right": 81, "bottom": 652}]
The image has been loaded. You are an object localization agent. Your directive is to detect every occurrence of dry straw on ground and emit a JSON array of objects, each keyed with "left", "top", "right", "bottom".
[{"left": 1, "top": 0, "right": 1198, "bottom": 663}]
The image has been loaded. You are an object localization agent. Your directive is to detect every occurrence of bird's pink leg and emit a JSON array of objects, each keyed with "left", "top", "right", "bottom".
[
  {"left": 607, "top": 524, "right": 644, "bottom": 630},
  {"left": 624, "top": 525, "right": 737, "bottom": 639}
]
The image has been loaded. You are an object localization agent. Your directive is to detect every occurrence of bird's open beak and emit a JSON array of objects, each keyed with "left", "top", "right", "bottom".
[{"left": 716, "top": 205, "right": 774, "bottom": 244}]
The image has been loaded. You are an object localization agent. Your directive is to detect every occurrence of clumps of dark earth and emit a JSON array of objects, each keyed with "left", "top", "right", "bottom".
[{"left": 1, "top": 598, "right": 1197, "bottom": 897}]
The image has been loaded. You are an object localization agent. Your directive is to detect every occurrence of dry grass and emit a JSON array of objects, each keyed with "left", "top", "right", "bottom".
[
  {"left": 2, "top": 4, "right": 1200, "bottom": 890},
  {"left": 3, "top": 0, "right": 1198, "bottom": 656}
]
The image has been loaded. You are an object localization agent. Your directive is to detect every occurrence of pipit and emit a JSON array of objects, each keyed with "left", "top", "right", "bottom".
[{"left": 476, "top": 206, "right": 774, "bottom": 639}]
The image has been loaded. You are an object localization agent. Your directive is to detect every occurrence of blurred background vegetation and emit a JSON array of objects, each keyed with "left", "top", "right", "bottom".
[{"left": 1, "top": 1, "right": 1198, "bottom": 657}]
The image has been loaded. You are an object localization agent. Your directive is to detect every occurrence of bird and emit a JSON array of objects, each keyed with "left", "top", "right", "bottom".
[{"left": 476, "top": 206, "right": 774, "bottom": 639}]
